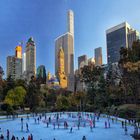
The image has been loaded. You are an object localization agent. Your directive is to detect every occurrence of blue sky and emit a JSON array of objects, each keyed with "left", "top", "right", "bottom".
[{"left": 0, "top": 0, "right": 140, "bottom": 77}]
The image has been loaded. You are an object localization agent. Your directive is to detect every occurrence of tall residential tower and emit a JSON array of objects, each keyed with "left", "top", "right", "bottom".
[
  {"left": 25, "top": 37, "right": 36, "bottom": 81},
  {"left": 55, "top": 10, "right": 74, "bottom": 91},
  {"left": 94, "top": 47, "right": 102, "bottom": 66}
]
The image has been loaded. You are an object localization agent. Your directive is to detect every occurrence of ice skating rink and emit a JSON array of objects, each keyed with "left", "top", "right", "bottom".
[{"left": 0, "top": 112, "right": 134, "bottom": 140}]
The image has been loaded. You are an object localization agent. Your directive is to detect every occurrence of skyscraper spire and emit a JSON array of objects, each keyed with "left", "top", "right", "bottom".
[{"left": 67, "top": 10, "right": 74, "bottom": 35}]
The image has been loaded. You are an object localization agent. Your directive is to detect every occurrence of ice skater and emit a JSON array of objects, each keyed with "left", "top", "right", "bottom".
[
  {"left": 31, "top": 134, "right": 33, "bottom": 140},
  {"left": 122, "top": 121, "right": 124, "bottom": 128},
  {"left": 53, "top": 123, "right": 55, "bottom": 130},
  {"left": 105, "top": 121, "right": 107, "bottom": 128},
  {"left": 34, "top": 118, "right": 36, "bottom": 124},
  {"left": 49, "top": 117, "right": 51, "bottom": 123},
  {"left": 47, "top": 122, "right": 49, "bottom": 128},
  {"left": 26, "top": 123, "right": 29, "bottom": 132},
  {"left": 7, "top": 129, "right": 9, "bottom": 140},
  {"left": 37, "top": 117, "right": 39, "bottom": 124},
  {"left": 90, "top": 125, "right": 93, "bottom": 132},
  {"left": 21, "top": 137, "right": 25, "bottom": 140},
  {"left": 70, "top": 127, "right": 73, "bottom": 133},
  {"left": 82, "top": 136, "right": 86, "bottom": 140},
  {"left": 28, "top": 135, "right": 31, "bottom": 140},
  {"left": 21, "top": 118, "right": 23, "bottom": 123},
  {"left": 112, "top": 118, "right": 114, "bottom": 123},
  {"left": 21, "top": 122, "right": 23, "bottom": 131},
  {"left": 78, "top": 122, "right": 80, "bottom": 130},
  {"left": 108, "top": 121, "right": 110, "bottom": 128},
  {"left": 125, "top": 126, "right": 127, "bottom": 135},
  {"left": 57, "top": 123, "right": 60, "bottom": 129},
  {"left": 11, "top": 135, "right": 15, "bottom": 140}
]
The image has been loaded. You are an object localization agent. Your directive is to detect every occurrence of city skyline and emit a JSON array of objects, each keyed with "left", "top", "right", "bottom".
[{"left": 1, "top": 0, "right": 140, "bottom": 77}]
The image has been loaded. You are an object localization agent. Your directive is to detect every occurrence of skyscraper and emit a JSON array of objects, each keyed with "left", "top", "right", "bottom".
[
  {"left": 37, "top": 65, "right": 46, "bottom": 84},
  {"left": 78, "top": 55, "right": 88, "bottom": 69},
  {"left": 128, "top": 29, "right": 139, "bottom": 48},
  {"left": 55, "top": 10, "right": 74, "bottom": 91},
  {"left": 7, "top": 56, "right": 22, "bottom": 80},
  {"left": 7, "top": 44, "right": 22, "bottom": 80},
  {"left": 94, "top": 47, "right": 102, "bottom": 66},
  {"left": 25, "top": 37, "right": 36, "bottom": 81},
  {"left": 106, "top": 22, "right": 139, "bottom": 64},
  {"left": 22, "top": 52, "right": 26, "bottom": 73},
  {"left": 15, "top": 45, "right": 22, "bottom": 58}
]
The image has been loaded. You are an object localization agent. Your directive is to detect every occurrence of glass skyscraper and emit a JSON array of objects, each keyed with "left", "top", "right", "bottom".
[
  {"left": 106, "top": 22, "right": 129, "bottom": 64},
  {"left": 106, "top": 22, "right": 139, "bottom": 64},
  {"left": 106, "top": 22, "right": 138, "bottom": 64}
]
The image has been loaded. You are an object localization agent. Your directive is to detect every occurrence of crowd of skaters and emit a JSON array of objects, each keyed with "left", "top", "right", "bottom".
[{"left": 0, "top": 112, "right": 139, "bottom": 139}]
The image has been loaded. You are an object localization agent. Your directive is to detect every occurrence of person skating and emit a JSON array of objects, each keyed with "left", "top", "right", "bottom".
[
  {"left": 28, "top": 135, "right": 31, "bottom": 140},
  {"left": 90, "top": 125, "right": 93, "bottom": 132},
  {"left": 37, "top": 117, "right": 39, "bottom": 124},
  {"left": 0, "top": 134, "right": 4, "bottom": 140},
  {"left": 93, "top": 119, "right": 95, "bottom": 128},
  {"left": 31, "top": 134, "right": 33, "bottom": 140},
  {"left": 21, "top": 118, "right": 23, "bottom": 123},
  {"left": 57, "top": 123, "right": 60, "bottom": 129},
  {"left": 11, "top": 135, "right": 15, "bottom": 140},
  {"left": 105, "top": 121, "right": 107, "bottom": 128},
  {"left": 26, "top": 123, "right": 29, "bottom": 132},
  {"left": 108, "top": 121, "right": 110, "bottom": 128},
  {"left": 7, "top": 129, "right": 10, "bottom": 140},
  {"left": 53, "top": 123, "right": 55, "bottom": 130},
  {"left": 125, "top": 120, "right": 127, "bottom": 127},
  {"left": 125, "top": 126, "right": 127, "bottom": 135},
  {"left": 70, "top": 127, "right": 73, "bottom": 133},
  {"left": 21, "top": 122, "right": 23, "bottom": 131},
  {"left": 78, "top": 122, "right": 80, "bottom": 130},
  {"left": 34, "top": 118, "right": 36, "bottom": 124},
  {"left": 122, "top": 121, "right": 124, "bottom": 128},
  {"left": 21, "top": 137, "right": 25, "bottom": 140},
  {"left": 112, "top": 118, "right": 114, "bottom": 123},
  {"left": 82, "top": 136, "right": 86, "bottom": 140},
  {"left": 47, "top": 122, "right": 49, "bottom": 128},
  {"left": 49, "top": 117, "right": 51, "bottom": 123}
]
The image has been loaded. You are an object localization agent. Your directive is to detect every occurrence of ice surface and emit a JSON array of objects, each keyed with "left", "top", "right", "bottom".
[{"left": 0, "top": 112, "right": 134, "bottom": 140}]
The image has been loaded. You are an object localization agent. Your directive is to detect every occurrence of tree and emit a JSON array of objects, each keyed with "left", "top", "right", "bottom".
[
  {"left": 25, "top": 76, "right": 42, "bottom": 111},
  {"left": 2, "top": 75, "right": 15, "bottom": 100},
  {"left": 95, "top": 75, "right": 108, "bottom": 110},
  {"left": 0, "top": 66, "right": 4, "bottom": 83},
  {"left": 80, "top": 65, "right": 105, "bottom": 111},
  {"left": 56, "top": 95, "right": 70, "bottom": 111},
  {"left": 4, "top": 86, "right": 26, "bottom": 107},
  {"left": 119, "top": 40, "right": 140, "bottom": 104}
]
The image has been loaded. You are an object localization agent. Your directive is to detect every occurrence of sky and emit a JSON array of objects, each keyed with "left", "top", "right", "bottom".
[{"left": 0, "top": 0, "right": 140, "bottom": 77}]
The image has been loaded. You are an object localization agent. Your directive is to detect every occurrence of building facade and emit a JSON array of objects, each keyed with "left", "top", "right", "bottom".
[
  {"left": 57, "top": 47, "right": 67, "bottom": 88},
  {"left": 94, "top": 47, "right": 102, "bottom": 66},
  {"left": 106, "top": 22, "right": 139, "bottom": 64},
  {"left": 78, "top": 55, "right": 88, "bottom": 69},
  {"left": 25, "top": 37, "right": 36, "bottom": 81},
  {"left": 128, "top": 29, "right": 139, "bottom": 48},
  {"left": 7, "top": 56, "right": 22, "bottom": 80}
]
